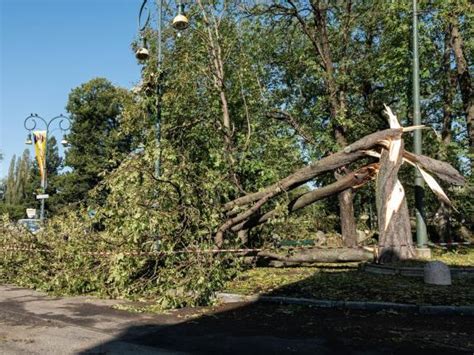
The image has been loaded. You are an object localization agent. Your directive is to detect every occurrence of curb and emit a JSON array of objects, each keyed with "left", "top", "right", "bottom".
[
  {"left": 216, "top": 292, "right": 474, "bottom": 316},
  {"left": 362, "top": 263, "right": 474, "bottom": 278}
]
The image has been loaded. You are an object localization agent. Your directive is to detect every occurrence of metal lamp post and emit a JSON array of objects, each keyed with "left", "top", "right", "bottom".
[
  {"left": 24, "top": 113, "right": 71, "bottom": 221},
  {"left": 136, "top": 0, "right": 189, "bottom": 177},
  {"left": 412, "top": 0, "right": 429, "bottom": 256}
]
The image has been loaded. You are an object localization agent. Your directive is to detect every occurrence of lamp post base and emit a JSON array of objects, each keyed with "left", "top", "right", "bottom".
[{"left": 416, "top": 247, "right": 432, "bottom": 259}]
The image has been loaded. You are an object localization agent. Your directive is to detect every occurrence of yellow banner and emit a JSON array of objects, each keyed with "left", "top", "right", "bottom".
[{"left": 33, "top": 131, "right": 47, "bottom": 186}]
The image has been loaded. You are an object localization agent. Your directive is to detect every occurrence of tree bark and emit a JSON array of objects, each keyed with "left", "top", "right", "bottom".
[
  {"left": 257, "top": 247, "right": 373, "bottom": 264},
  {"left": 338, "top": 188, "right": 357, "bottom": 247},
  {"left": 403, "top": 151, "right": 465, "bottom": 186},
  {"left": 449, "top": 17, "right": 473, "bottom": 164},
  {"left": 376, "top": 113, "right": 415, "bottom": 262}
]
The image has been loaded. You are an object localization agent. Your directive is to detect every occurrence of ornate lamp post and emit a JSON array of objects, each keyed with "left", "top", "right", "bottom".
[
  {"left": 24, "top": 113, "right": 71, "bottom": 221},
  {"left": 135, "top": 0, "right": 189, "bottom": 177}
]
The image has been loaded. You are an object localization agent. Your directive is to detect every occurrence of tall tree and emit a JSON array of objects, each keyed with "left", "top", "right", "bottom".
[
  {"left": 61, "top": 78, "right": 133, "bottom": 204},
  {"left": 448, "top": 14, "right": 473, "bottom": 164},
  {"left": 253, "top": 0, "right": 372, "bottom": 246},
  {"left": 1, "top": 150, "right": 34, "bottom": 219},
  {"left": 4, "top": 155, "right": 17, "bottom": 205},
  {"left": 15, "top": 149, "right": 32, "bottom": 205}
]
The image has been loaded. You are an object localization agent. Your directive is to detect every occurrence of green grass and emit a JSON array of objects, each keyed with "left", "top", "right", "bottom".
[{"left": 224, "top": 248, "right": 474, "bottom": 306}]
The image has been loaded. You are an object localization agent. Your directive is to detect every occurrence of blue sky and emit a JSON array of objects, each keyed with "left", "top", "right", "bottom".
[{"left": 0, "top": 0, "right": 143, "bottom": 177}]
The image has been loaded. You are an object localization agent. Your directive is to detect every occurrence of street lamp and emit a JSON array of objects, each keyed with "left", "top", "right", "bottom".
[
  {"left": 25, "top": 133, "right": 33, "bottom": 145},
  {"left": 172, "top": 3, "right": 189, "bottom": 31},
  {"left": 136, "top": 0, "right": 190, "bottom": 177},
  {"left": 23, "top": 113, "right": 71, "bottom": 221}
]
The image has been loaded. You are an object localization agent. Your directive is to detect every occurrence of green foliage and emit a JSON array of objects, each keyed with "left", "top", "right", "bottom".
[
  {"left": 60, "top": 78, "right": 134, "bottom": 205},
  {"left": 0, "top": 205, "right": 239, "bottom": 308},
  {"left": 1, "top": 150, "right": 34, "bottom": 220}
]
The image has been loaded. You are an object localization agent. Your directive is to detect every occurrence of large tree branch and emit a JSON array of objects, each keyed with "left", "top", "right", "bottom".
[
  {"left": 403, "top": 151, "right": 465, "bottom": 185},
  {"left": 231, "top": 163, "right": 379, "bottom": 232}
]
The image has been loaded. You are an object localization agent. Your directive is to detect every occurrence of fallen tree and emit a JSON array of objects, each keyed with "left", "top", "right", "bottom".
[
  {"left": 217, "top": 106, "right": 465, "bottom": 263},
  {"left": 257, "top": 247, "right": 374, "bottom": 264}
]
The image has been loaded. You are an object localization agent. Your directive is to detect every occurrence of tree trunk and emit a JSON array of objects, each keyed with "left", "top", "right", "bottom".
[
  {"left": 433, "top": 31, "right": 457, "bottom": 242},
  {"left": 376, "top": 110, "right": 415, "bottom": 263},
  {"left": 433, "top": 203, "right": 451, "bottom": 243},
  {"left": 376, "top": 151, "right": 415, "bottom": 263},
  {"left": 197, "top": 0, "right": 243, "bottom": 192},
  {"left": 449, "top": 17, "right": 473, "bottom": 165},
  {"left": 318, "top": 3, "right": 357, "bottom": 248},
  {"left": 338, "top": 188, "right": 358, "bottom": 247},
  {"left": 257, "top": 247, "right": 373, "bottom": 264},
  {"left": 295, "top": 1, "right": 358, "bottom": 247}
]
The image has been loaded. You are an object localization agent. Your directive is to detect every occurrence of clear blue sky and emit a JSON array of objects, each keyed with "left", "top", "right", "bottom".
[{"left": 0, "top": 0, "right": 142, "bottom": 177}]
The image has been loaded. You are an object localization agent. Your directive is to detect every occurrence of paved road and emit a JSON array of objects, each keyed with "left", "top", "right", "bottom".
[{"left": 0, "top": 285, "right": 472, "bottom": 354}]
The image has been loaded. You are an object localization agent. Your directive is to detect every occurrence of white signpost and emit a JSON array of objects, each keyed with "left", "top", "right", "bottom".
[
  {"left": 36, "top": 194, "right": 49, "bottom": 200},
  {"left": 26, "top": 208, "right": 37, "bottom": 219}
]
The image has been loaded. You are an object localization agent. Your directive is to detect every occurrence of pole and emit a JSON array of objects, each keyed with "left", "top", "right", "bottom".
[
  {"left": 40, "top": 183, "right": 45, "bottom": 221},
  {"left": 412, "top": 0, "right": 428, "bottom": 249},
  {"left": 155, "top": 0, "right": 163, "bottom": 177}
]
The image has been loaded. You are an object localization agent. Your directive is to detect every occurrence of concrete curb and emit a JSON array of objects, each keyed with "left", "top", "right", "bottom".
[
  {"left": 362, "top": 263, "right": 474, "bottom": 278},
  {"left": 216, "top": 292, "right": 474, "bottom": 316}
]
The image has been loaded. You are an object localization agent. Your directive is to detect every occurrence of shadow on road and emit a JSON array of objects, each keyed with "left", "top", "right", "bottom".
[{"left": 79, "top": 266, "right": 474, "bottom": 354}]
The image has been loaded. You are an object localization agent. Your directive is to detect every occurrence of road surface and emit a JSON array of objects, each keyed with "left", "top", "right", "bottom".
[{"left": 0, "top": 285, "right": 472, "bottom": 354}]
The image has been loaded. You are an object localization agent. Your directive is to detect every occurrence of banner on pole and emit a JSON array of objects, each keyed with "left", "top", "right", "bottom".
[{"left": 33, "top": 131, "right": 47, "bottom": 185}]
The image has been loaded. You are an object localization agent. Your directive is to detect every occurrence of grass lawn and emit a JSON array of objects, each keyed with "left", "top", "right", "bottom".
[{"left": 224, "top": 247, "right": 474, "bottom": 306}]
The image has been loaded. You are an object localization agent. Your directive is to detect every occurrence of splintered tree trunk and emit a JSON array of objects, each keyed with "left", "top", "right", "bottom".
[{"left": 376, "top": 112, "right": 416, "bottom": 262}]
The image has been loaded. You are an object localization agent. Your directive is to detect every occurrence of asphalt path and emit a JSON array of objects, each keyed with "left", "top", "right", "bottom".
[{"left": 0, "top": 285, "right": 472, "bottom": 354}]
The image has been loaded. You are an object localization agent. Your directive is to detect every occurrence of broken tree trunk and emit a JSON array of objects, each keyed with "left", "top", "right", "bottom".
[
  {"left": 217, "top": 108, "right": 465, "bottom": 265},
  {"left": 376, "top": 107, "right": 416, "bottom": 262}
]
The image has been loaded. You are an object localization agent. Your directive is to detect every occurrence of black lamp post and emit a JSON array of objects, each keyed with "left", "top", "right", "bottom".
[{"left": 412, "top": 0, "right": 429, "bottom": 254}]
